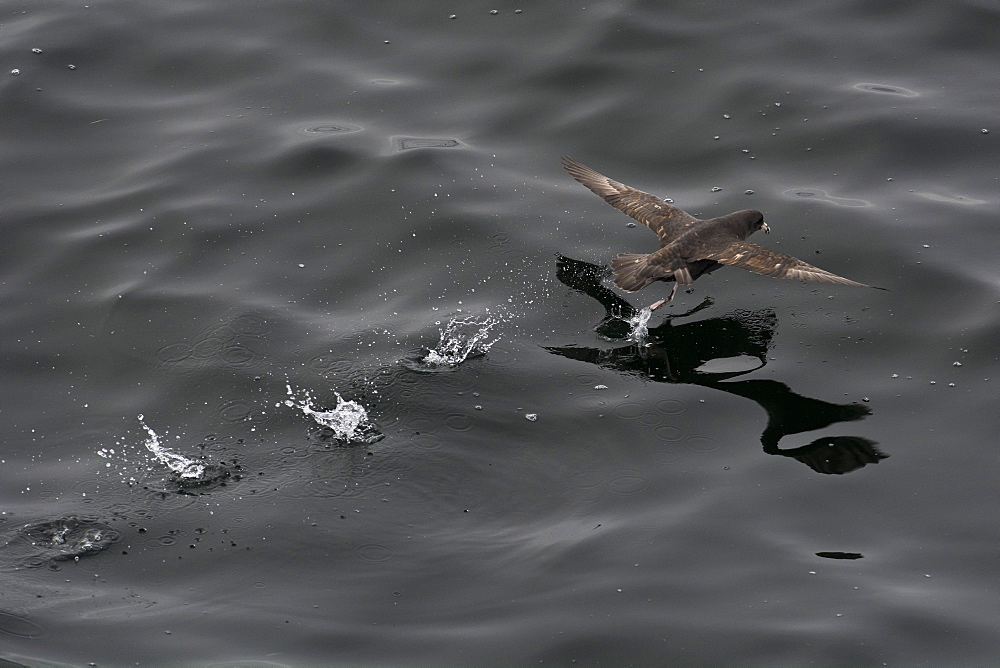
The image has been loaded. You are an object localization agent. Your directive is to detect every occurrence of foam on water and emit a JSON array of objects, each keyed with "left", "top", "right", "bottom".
[{"left": 283, "top": 383, "right": 383, "bottom": 444}]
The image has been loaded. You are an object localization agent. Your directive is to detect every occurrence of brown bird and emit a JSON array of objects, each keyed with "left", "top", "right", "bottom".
[{"left": 562, "top": 156, "right": 878, "bottom": 310}]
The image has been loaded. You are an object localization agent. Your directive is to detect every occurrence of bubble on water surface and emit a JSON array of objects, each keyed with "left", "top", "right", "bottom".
[
  {"left": 395, "top": 137, "right": 462, "bottom": 151},
  {"left": 303, "top": 123, "right": 362, "bottom": 134},
  {"left": 355, "top": 543, "right": 393, "bottom": 562},
  {"left": 853, "top": 83, "right": 918, "bottom": 97}
]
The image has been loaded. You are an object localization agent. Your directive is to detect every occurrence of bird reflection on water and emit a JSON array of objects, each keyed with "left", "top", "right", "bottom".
[{"left": 548, "top": 255, "right": 887, "bottom": 475}]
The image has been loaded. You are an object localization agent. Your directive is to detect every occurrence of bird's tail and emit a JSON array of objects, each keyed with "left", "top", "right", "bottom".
[{"left": 610, "top": 253, "right": 669, "bottom": 292}]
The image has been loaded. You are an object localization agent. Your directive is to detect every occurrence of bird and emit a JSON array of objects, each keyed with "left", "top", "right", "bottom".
[{"left": 561, "top": 156, "right": 880, "bottom": 310}]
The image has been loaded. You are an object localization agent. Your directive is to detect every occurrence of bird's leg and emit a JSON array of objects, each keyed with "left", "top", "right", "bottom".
[{"left": 648, "top": 283, "right": 678, "bottom": 311}]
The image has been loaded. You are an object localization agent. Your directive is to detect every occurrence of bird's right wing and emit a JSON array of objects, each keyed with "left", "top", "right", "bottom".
[{"left": 562, "top": 156, "right": 699, "bottom": 245}]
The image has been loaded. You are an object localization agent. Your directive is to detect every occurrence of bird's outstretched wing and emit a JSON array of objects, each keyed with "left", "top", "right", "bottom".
[
  {"left": 562, "top": 156, "right": 699, "bottom": 246},
  {"left": 704, "top": 241, "right": 871, "bottom": 287}
]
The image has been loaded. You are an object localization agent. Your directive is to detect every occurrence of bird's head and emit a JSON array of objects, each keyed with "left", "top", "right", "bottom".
[{"left": 730, "top": 209, "right": 769, "bottom": 239}]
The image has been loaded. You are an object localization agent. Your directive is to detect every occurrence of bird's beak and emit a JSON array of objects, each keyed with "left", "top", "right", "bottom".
[{"left": 761, "top": 222, "right": 770, "bottom": 234}]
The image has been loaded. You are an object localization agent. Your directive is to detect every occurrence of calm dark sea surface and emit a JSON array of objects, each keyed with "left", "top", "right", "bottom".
[{"left": 2, "top": 2, "right": 998, "bottom": 665}]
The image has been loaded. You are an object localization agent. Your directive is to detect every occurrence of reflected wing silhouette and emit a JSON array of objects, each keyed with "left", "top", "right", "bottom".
[
  {"left": 558, "top": 253, "right": 726, "bottom": 341},
  {"left": 701, "top": 378, "right": 871, "bottom": 447},
  {"left": 550, "top": 255, "right": 887, "bottom": 474},
  {"left": 545, "top": 312, "right": 773, "bottom": 384},
  {"left": 768, "top": 436, "right": 887, "bottom": 475}
]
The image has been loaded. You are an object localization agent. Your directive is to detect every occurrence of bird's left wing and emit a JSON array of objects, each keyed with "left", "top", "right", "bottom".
[{"left": 704, "top": 241, "right": 872, "bottom": 287}]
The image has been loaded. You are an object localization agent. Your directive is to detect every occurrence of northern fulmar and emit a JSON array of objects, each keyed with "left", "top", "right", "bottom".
[{"left": 562, "top": 156, "right": 880, "bottom": 310}]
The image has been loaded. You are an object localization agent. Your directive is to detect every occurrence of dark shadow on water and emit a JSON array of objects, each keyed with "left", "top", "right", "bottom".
[{"left": 549, "top": 255, "right": 888, "bottom": 475}]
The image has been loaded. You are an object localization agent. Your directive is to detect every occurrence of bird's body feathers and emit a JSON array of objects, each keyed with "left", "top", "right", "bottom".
[{"left": 562, "top": 156, "right": 876, "bottom": 304}]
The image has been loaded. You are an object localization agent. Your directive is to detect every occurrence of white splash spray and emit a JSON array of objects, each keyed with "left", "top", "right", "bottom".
[
  {"left": 423, "top": 314, "right": 503, "bottom": 366},
  {"left": 283, "top": 384, "right": 382, "bottom": 444},
  {"left": 138, "top": 415, "right": 204, "bottom": 479},
  {"left": 626, "top": 307, "right": 654, "bottom": 343}
]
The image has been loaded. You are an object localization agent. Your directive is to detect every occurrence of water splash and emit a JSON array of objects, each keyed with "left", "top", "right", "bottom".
[
  {"left": 138, "top": 415, "right": 205, "bottom": 479},
  {"left": 3, "top": 517, "right": 121, "bottom": 570},
  {"left": 284, "top": 384, "right": 383, "bottom": 444},
  {"left": 625, "top": 307, "right": 654, "bottom": 343},
  {"left": 423, "top": 314, "right": 502, "bottom": 366}
]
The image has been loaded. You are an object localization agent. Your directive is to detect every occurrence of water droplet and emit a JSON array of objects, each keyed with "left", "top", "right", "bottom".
[
  {"left": 711, "top": 186, "right": 722, "bottom": 192},
  {"left": 745, "top": 189, "right": 754, "bottom": 195}
]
